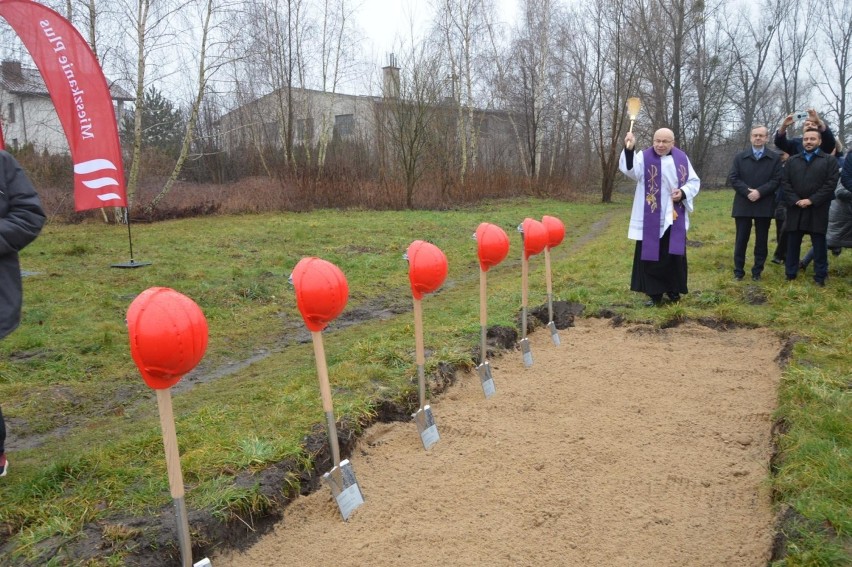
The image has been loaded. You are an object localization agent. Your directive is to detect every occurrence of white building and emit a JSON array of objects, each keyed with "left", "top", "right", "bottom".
[{"left": 0, "top": 59, "right": 133, "bottom": 154}]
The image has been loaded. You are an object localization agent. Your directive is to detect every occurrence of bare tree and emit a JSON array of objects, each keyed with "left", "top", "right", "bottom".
[
  {"left": 814, "top": 1, "right": 851, "bottom": 143},
  {"left": 632, "top": 0, "right": 706, "bottom": 142},
  {"left": 114, "top": 0, "right": 182, "bottom": 204},
  {"left": 433, "top": 0, "right": 491, "bottom": 185},
  {"left": 314, "top": 0, "right": 358, "bottom": 170},
  {"left": 564, "top": 0, "right": 640, "bottom": 202},
  {"left": 376, "top": 46, "right": 443, "bottom": 208},
  {"left": 718, "top": 0, "right": 784, "bottom": 147},
  {"left": 147, "top": 0, "right": 235, "bottom": 212},
  {"left": 503, "top": 0, "right": 562, "bottom": 180},
  {"left": 775, "top": 0, "right": 820, "bottom": 118},
  {"left": 680, "top": 0, "right": 732, "bottom": 169}
]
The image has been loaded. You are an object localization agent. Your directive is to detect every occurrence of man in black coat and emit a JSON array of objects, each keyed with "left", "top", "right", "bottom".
[
  {"left": 0, "top": 150, "right": 46, "bottom": 477},
  {"left": 727, "top": 125, "right": 782, "bottom": 281},
  {"left": 782, "top": 129, "right": 840, "bottom": 286}
]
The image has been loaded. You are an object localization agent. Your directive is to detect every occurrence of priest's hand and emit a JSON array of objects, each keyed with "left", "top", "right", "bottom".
[{"left": 625, "top": 132, "right": 635, "bottom": 150}]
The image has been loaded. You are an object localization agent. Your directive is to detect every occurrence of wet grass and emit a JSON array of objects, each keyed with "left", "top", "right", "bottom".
[{"left": 0, "top": 191, "right": 849, "bottom": 565}]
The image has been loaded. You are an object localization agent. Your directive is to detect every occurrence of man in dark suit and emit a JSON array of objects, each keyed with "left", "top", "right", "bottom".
[
  {"left": 782, "top": 128, "right": 840, "bottom": 286},
  {"left": 727, "top": 125, "right": 783, "bottom": 281}
]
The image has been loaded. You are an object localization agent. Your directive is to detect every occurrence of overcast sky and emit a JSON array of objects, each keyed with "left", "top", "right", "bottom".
[{"left": 354, "top": 0, "right": 519, "bottom": 67}]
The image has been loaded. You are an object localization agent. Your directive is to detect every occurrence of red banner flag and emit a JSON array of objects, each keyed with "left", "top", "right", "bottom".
[{"left": 0, "top": 0, "right": 127, "bottom": 211}]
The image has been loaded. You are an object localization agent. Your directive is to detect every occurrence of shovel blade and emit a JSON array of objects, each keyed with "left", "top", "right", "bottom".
[
  {"left": 413, "top": 405, "right": 440, "bottom": 449},
  {"left": 547, "top": 321, "right": 561, "bottom": 346},
  {"left": 477, "top": 361, "right": 496, "bottom": 398},
  {"left": 520, "top": 337, "right": 533, "bottom": 367},
  {"left": 323, "top": 459, "right": 364, "bottom": 520}
]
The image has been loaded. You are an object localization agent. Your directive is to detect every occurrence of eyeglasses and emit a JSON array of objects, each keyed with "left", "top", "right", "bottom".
[{"left": 653, "top": 139, "right": 673, "bottom": 144}]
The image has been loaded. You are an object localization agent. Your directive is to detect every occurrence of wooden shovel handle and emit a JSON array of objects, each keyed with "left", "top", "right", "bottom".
[
  {"left": 479, "top": 270, "right": 487, "bottom": 326},
  {"left": 156, "top": 388, "right": 185, "bottom": 500},
  {"left": 545, "top": 247, "right": 553, "bottom": 297},
  {"left": 521, "top": 255, "right": 529, "bottom": 308},
  {"left": 311, "top": 331, "right": 334, "bottom": 413},
  {"left": 413, "top": 298, "right": 425, "bottom": 365}
]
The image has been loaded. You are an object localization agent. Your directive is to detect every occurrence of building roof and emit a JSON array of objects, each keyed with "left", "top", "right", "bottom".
[{"left": 1, "top": 60, "right": 135, "bottom": 101}]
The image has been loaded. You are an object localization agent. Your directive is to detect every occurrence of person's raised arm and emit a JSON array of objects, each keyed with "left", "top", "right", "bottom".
[{"left": 622, "top": 132, "right": 636, "bottom": 171}]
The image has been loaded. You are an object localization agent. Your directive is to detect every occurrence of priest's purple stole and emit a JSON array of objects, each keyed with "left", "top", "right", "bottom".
[{"left": 641, "top": 147, "right": 689, "bottom": 261}]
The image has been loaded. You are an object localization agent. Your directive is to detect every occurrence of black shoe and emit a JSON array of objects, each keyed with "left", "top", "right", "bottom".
[
  {"left": 667, "top": 293, "right": 681, "bottom": 302},
  {"left": 734, "top": 275, "right": 744, "bottom": 281},
  {"left": 752, "top": 274, "right": 761, "bottom": 281},
  {"left": 814, "top": 280, "right": 825, "bottom": 287},
  {"left": 644, "top": 295, "right": 662, "bottom": 307},
  {"left": 771, "top": 257, "right": 783, "bottom": 265},
  {"left": 799, "top": 262, "right": 808, "bottom": 272},
  {"left": 830, "top": 248, "right": 841, "bottom": 257},
  {"left": 786, "top": 275, "right": 796, "bottom": 281}
]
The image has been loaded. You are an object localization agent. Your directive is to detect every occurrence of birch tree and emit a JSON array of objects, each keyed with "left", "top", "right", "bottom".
[
  {"left": 147, "top": 0, "right": 235, "bottom": 212},
  {"left": 434, "top": 0, "right": 491, "bottom": 184},
  {"left": 505, "top": 0, "right": 561, "bottom": 180}
]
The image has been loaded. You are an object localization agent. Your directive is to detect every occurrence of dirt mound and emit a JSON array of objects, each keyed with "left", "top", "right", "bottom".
[{"left": 215, "top": 317, "right": 781, "bottom": 566}]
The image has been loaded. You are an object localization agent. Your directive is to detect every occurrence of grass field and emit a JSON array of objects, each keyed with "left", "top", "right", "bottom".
[{"left": 0, "top": 190, "right": 849, "bottom": 565}]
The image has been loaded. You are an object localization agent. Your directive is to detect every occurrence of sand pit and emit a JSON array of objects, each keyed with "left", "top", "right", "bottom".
[{"left": 215, "top": 317, "right": 781, "bottom": 566}]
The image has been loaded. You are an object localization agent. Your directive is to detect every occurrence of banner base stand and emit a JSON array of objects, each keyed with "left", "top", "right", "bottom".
[{"left": 111, "top": 259, "right": 152, "bottom": 269}]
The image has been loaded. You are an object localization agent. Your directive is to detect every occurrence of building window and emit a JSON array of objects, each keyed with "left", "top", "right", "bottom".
[
  {"left": 263, "top": 121, "right": 279, "bottom": 145},
  {"left": 7, "top": 103, "right": 15, "bottom": 124},
  {"left": 297, "top": 117, "right": 314, "bottom": 144},
  {"left": 334, "top": 114, "right": 354, "bottom": 140}
]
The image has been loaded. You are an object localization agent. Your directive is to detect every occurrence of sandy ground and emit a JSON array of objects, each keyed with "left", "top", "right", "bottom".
[{"left": 214, "top": 317, "right": 781, "bottom": 566}]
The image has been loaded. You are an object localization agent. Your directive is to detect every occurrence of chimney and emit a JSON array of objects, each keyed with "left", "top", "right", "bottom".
[
  {"left": 382, "top": 53, "right": 400, "bottom": 99},
  {"left": 2, "top": 60, "right": 23, "bottom": 80}
]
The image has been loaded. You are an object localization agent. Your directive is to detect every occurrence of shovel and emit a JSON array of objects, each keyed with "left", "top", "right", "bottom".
[
  {"left": 155, "top": 389, "right": 194, "bottom": 567},
  {"left": 544, "top": 246, "right": 560, "bottom": 346},
  {"left": 412, "top": 298, "right": 440, "bottom": 449},
  {"left": 127, "top": 288, "right": 211, "bottom": 567},
  {"left": 519, "top": 232, "right": 533, "bottom": 367},
  {"left": 477, "top": 268, "right": 496, "bottom": 397},
  {"left": 312, "top": 330, "right": 364, "bottom": 520}
]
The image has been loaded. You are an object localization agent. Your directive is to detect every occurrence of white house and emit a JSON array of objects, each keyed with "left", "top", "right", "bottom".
[{"left": 0, "top": 59, "right": 133, "bottom": 154}]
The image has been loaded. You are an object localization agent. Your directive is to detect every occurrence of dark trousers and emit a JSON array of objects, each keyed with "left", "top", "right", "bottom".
[
  {"left": 734, "top": 217, "right": 771, "bottom": 278},
  {"left": 631, "top": 228, "right": 688, "bottom": 298},
  {"left": 773, "top": 213, "right": 787, "bottom": 261},
  {"left": 786, "top": 231, "right": 828, "bottom": 283}
]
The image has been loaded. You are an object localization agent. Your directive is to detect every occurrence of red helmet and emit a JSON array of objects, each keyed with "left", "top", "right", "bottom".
[
  {"left": 407, "top": 240, "right": 448, "bottom": 299},
  {"left": 521, "top": 218, "right": 548, "bottom": 259},
  {"left": 127, "top": 287, "right": 208, "bottom": 390},
  {"left": 291, "top": 257, "right": 349, "bottom": 332},
  {"left": 542, "top": 215, "right": 565, "bottom": 248},
  {"left": 475, "top": 222, "right": 510, "bottom": 272}
]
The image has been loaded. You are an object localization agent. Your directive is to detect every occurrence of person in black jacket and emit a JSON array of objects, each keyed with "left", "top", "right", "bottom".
[
  {"left": 727, "top": 126, "right": 782, "bottom": 281},
  {"left": 774, "top": 109, "right": 836, "bottom": 156},
  {"left": 0, "top": 150, "right": 46, "bottom": 478},
  {"left": 781, "top": 129, "right": 841, "bottom": 286}
]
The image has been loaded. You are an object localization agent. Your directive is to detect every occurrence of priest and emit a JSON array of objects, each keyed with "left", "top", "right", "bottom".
[{"left": 619, "top": 128, "right": 701, "bottom": 306}]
